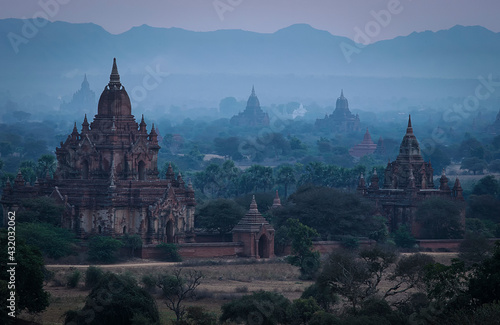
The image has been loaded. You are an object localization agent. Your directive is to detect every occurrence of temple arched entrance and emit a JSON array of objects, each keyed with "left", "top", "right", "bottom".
[
  {"left": 166, "top": 220, "right": 174, "bottom": 243},
  {"left": 138, "top": 161, "right": 146, "bottom": 180},
  {"left": 258, "top": 234, "right": 269, "bottom": 258}
]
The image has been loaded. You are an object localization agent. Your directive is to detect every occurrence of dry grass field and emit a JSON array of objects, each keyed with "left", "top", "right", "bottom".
[
  {"left": 19, "top": 259, "right": 310, "bottom": 324},
  {"left": 18, "top": 253, "right": 458, "bottom": 325}
]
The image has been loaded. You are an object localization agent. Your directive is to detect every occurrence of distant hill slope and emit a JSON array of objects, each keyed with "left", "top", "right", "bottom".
[{"left": 1, "top": 19, "right": 499, "bottom": 105}]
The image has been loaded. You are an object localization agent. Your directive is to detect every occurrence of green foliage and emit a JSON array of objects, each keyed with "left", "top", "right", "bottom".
[
  {"left": 392, "top": 225, "right": 417, "bottom": 248},
  {"left": 122, "top": 234, "right": 142, "bottom": 257},
  {"left": 340, "top": 236, "right": 360, "bottom": 250},
  {"left": 66, "top": 270, "right": 81, "bottom": 288},
  {"left": 220, "top": 290, "right": 291, "bottom": 325},
  {"left": 85, "top": 266, "right": 104, "bottom": 289},
  {"left": 286, "top": 218, "right": 321, "bottom": 279},
  {"left": 287, "top": 297, "right": 321, "bottom": 325},
  {"left": 156, "top": 243, "right": 182, "bottom": 262},
  {"left": 0, "top": 229, "right": 50, "bottom": 321},
  {"left": 64, "top": 272, "right": 160, "bottom": 325},
  {"left": 87, "top": 236, "right": 124, "bottom": 263},
  {"left": 141, "top": 274, "right": 157, "bottom": 292},
  {"left": 273, "top": 185, "right": 377, "bottom": 239},
  {"left": 195, "top": 198, "right": 245, "bottom": 235},
  {"left": 301, "top": 283, "right": 337, "bottom": 312},
  {"left": 273, "top": 225, "right": 290, "bottom": 256},
  {"left": 184, "top": 306, "right": 217, "bottom": 325},
  {"left": 17, "top": 196, "right": 65, "bottom": 226},
  {"left": 416, "top": 197, "right": 464, "bottom": 239},
  {"left": 17, "top": 222, "right": 76, "bottom": 259},
  {"left": 309, "top": 311, "right": 342, "bottom": 325},
  {"left": 467, "top": 194, "right": 500, "bottom": 222},
  {"left": 458, "top": 233, "right": 492, "bottom": 267},
  {"left": 472, "top": 175, "right": 499, "bottom": 197},
  {"left": 276, "top": 164, "right": 297, "bottom": 197},
  {"left": 468, "top": 242, "right": 500, "bottom": 306},
  {"left": 460, "top": 157, "right": 487, "bottom": 175}
]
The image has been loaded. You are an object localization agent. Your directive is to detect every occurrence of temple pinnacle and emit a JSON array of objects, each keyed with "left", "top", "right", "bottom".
[{"left": 109, "top": 58, "right": 121, "bottom": 86}]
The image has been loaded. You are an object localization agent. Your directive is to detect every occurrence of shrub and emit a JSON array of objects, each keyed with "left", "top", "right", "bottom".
[
  {"left": 220, "top": 291, "right": 291, "bottom": 325},
  {"left": 64, "top": 272, "right": 160, "bottom": 325},
  {"left": 66, "top": 270, "right": 81, "bottom": 288},
  {"left": 87, "top": 235, "right": 124, "bottom": 263},
  {"left": 141, "top": 274, "right": 157, "bottom": 292},
  {"left": 185, "top": 306, "right": 217, "bottom": 325},
  {"left": 393, "top": 225, "right": 417, "bottom": 248},
  {"left": 85, "top": 266, "right": 104, "bottom": 289},
  {"left": 340, "top": 236, "right": 359, "bottom": 250},
  {"left": 156, "top": 243, "right": 182, "bottom": 262},
  {"left": 122, "top": 234, "right": 142, "bottom": 257}
]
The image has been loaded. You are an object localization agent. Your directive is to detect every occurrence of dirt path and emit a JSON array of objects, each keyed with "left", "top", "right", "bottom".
[{"left": 45, "top": 261, "right": 180, "bottom": 268}]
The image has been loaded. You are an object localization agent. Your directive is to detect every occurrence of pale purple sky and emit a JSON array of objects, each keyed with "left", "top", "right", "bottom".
[{"left": 1, "top": 0, "right": 499, "bottom": 42}]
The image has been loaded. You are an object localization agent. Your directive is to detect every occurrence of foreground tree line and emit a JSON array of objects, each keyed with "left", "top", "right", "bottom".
[{"left": 5, "top": 230, "right": 499, "bottom": 324}]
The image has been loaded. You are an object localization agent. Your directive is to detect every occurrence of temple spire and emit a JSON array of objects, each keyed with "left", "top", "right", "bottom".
[
  {"left": 341, "top": 89, "right": 344, "bottom": 98},
  {"left": 109, "top": 58, "right": 121, "bottom": 87},
  {"left": 406, "top": 115, "right": 413, "bottom": 134},
  {"left": 251, "top": 85, "right": 255, "bottom": 96}
]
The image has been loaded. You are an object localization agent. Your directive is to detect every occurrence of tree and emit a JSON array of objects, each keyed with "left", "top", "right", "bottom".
[
  {"left": 17, "top": 197, "right": 64, "bottom": 226},
  {"left": 287, "top": 297, "right": 321, "bottom": 325},
  {"left": 276, "top": 165, "right": 296, "bottom": 198},
  {"left": 385, "top": 253, "right": 435, "bottom": 302},
  {"left": 87, "top": 236, "right": 124, "bottom": 263},
  {"left": 460, "top": 157, "right": 487, "bottom": 175},
  {"left": 273, "top": 185, "right": 377, "bottom": 239},
  {"left": 17, "top": 222, "right": 77, "bottom": 259},
  {"left": 467, "top": 194, "right": 500, "bottom": 222},
  {"left": 220, "top": 290, "right": 291, "bottom": 325},
  {"left": 243, "top": 165, "right": 274, "bottom": 192},
  {"left": 488, "top": 159, "right": 500, "bottom": 173},
  {"left": 64, "top": 272, "right": 159, "bottom": 325},
  {"left": 157, "top": 269, "right": 203, "bottom": 322},
  {"left": 195, "top": 199, "right": 245, "bottom": 235},
  {"left": 416, "top": 197, "right": 464, "bottom": 239},
  {"left": 37, "top": 154, "right": 56, "bottom": 178},
  {"left": 156, "top": 243, "right": 182, "bottom": 262},
  {"left": 472, "top": 175, "right": 499, "bottom": 197},
  {"left": 458, "top": 233, "right": 492, "bottom": 268},
  {"left": 286, "top": 219, "right": 321, "bottom": 280},
  {"left": 0, "top": 229, "right": 50, "bottom": 322},
  {"left": 392, "top": 225, "right": 417, "bottom": 248},
  {"left": 122, "top": 234, "right": 142, "bottom": 258}
]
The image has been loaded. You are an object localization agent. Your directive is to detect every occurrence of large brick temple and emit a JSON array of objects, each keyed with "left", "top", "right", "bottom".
[
  {"left": 357, "top": 115, "right": 465, "bottom": 237},
  {"left": 1, "top": 59, "right": 196, "bottom": 244}
]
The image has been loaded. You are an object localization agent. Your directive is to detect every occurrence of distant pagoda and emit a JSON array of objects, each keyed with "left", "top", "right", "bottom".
[
  {"left": 230, "top": 86, "right": 270, "bottom": 127},
  {"left": 60, "top": 74, "right": 96, "bottom": 114},
  {"left": 315, "top": 89, "right": 360, "bottom": 133},
  {"left": 349, "top": 128, "right": 378, "bottom": 157}
]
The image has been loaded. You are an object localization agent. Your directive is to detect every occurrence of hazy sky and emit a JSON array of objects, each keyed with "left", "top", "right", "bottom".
[{"left": 1, "top": 0, "right": 499, "bottom": 42}]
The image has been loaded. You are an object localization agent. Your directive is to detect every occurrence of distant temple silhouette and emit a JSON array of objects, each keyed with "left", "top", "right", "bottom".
[
  {"left": 315, "top": 90, "right": 360, "bottom": 133},
  {"left": 60, "top": 74, "right": 96, "bottom": 114},
  {"left": 488, "top": 108, "right": 500, "bottom": 135},
  {"left": 230, "top": 86, "right": 270, "bottom": 127},
  {"left": 358, "top": 115, "right": 465, "bottom": 238},
  {"left": 349, "top": 128, "right": 378, "bottom": 158}
]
